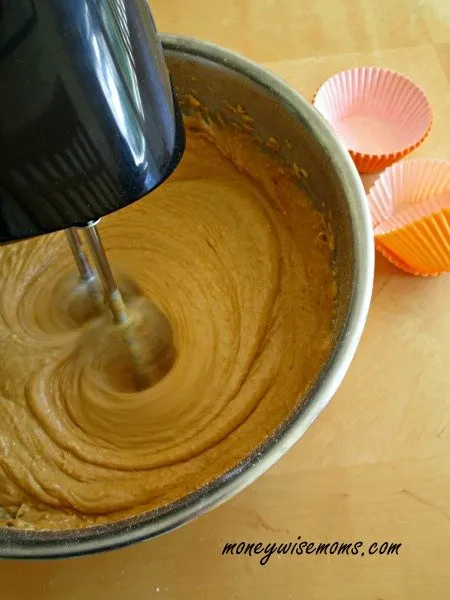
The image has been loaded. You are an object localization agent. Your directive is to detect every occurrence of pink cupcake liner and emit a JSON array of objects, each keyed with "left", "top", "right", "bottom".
[{"left": 313, "top": 67, "right": 433, "bottom": 173}]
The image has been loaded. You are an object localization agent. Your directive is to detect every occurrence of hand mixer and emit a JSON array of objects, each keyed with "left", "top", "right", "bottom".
[{"left": 0, "top": 0, "right": 185, "bottom": 387}]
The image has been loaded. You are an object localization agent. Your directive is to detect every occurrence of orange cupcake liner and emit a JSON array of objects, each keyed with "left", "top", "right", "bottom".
[
  {"left": 375, "top": 208, "right": 450, "bottom": 276},
  {"left": 367, "top": 158, "right": 450, "bottom": 276}
]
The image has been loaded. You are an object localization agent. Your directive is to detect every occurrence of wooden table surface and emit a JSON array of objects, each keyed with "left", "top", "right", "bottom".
[{"left": 2, "top": 1, "right": 450, "bottom": 598}]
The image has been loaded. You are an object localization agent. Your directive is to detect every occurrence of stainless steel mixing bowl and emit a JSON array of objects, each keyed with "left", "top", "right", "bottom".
[{"left": 0, "top": 34, "right": 374, "bottom": 559}]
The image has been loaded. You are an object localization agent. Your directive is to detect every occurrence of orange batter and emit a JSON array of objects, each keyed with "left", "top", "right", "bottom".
[{"left": 0, "top": 117, "right": 335, "bottom": 530}]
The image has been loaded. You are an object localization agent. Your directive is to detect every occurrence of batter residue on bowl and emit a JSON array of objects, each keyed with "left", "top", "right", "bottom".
[{"left": 0, "top": 117, "right": 335, "bottom": 530}]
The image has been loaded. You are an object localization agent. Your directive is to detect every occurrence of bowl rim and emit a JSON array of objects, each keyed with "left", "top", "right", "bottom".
[{"left": 0, "top": 33, "right": 374, "bottom": 560}]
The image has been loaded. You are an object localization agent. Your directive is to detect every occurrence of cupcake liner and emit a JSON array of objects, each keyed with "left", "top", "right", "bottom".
[
  {"left": 367, "top": 158, "right": 450, "bottom": 276},
  {"left": 368, "top": 158, "right": 450, "bottom": 227},
  {"left": 313, "top": 67, "right": 433, "bottom": 174},
  {"left": 376, "top": 210, "right": 450, "bottom": 276},
  {"left": 375, "top": 192, "right": 450, "bottom": 234}
]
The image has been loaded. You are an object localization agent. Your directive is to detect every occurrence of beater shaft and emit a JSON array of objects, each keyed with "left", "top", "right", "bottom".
[
  {"left": 65, "top": 229, "right": 104, "bottom": 310},
  {"left": 81, "top": 221, "right": 148, "bottom": 390}
]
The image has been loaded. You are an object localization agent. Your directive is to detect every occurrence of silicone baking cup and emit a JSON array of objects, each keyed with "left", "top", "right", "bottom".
[
  {"left": 313, "top": 67, "right": 433, "bottom": 174},
  {"left": 367, "top": 159, "right": 450, "bottom": 276}
]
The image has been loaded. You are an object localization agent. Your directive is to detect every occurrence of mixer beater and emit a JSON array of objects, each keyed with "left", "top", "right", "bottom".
[
  {"left": 66, "top": 221, "right": 150, "bottom": 389},
  {"left": 65, "top": 228, "right": 104, "bottom": 312}
]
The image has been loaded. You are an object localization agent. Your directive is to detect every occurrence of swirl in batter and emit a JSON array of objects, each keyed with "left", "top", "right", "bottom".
[{"left": 0, "top": 118, "right": 335, "bottom": 529}]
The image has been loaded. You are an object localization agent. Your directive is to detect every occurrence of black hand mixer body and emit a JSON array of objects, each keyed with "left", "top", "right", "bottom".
[
  {"left": 0, "top": 0, "right": 185, "bottom": 242},
  {"left": 0, "top": 0, "right": 186, "bottom": 388}
]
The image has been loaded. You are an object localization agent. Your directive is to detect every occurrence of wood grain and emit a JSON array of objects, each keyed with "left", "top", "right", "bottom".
[{"left": 1, "top": 1, "right": 449, "bottom": 598}]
